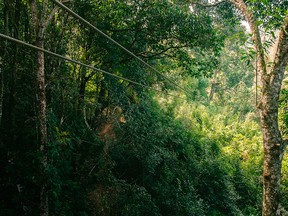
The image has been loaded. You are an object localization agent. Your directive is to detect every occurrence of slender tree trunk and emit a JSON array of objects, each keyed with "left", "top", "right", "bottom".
[
  {"left": 78, "top": 73, "right": 92, "bottom": 129},
  {"left": 35, "top": 38, "right": 49, "bottom": 216},
  {"left": 29, "top": 1, "right": 58, "bottom": 215},
  {"left": 36, "top": 39, "right": 48, "bottom": 152},
  {"left": 78, "top": 67, "right": 87, "bottom": 118}
]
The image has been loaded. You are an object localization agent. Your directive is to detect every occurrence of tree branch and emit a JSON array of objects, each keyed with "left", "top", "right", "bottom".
[
  {"left": 42, "top": 0, "right": 50, "bottom": 23},
  {"left": 42, "top": 6, "right": 59, "bottom": 34},
  {"left": 29, "top": 0, "right": 39, "bottom": 35},
  {"left": 30, "top": 0, "right": 59, "bottom": 38},
  {"left": 269, "top": 13, "right": 288, "bottom": 92},
  {"left": 136, "top": 45, "right": 188, "bottom": 59},
  {"left": 230, "top": 0, "right": 268, "bottom": 84}
]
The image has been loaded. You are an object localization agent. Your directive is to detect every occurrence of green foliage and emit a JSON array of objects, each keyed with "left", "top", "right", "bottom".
[
  {"left": 0, "top": 0, "right": 270, "bottom": 215},
  {"left": 248, "top": 0, "right": 288, "bottom": 29},
  {"left": 91, "top": 95, "right": 262, "bottom": 215},
  {"left": 171, "top": 98, "right": 262, "bottom": 214}
]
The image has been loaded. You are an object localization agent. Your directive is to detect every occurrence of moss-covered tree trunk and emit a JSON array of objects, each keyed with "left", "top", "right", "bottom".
[{"left": 231, "top": 0, "right": 288, "bottom": 215}]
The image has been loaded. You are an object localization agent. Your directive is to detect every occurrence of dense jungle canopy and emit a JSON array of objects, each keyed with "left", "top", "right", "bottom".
[{"left": 0, "top": 0, "right": 288, "bottom": 215}]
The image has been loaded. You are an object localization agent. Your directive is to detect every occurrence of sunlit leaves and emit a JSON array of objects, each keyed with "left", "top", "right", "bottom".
[{"left": 248, "top": 0, "right": 288, "bottom": 30}]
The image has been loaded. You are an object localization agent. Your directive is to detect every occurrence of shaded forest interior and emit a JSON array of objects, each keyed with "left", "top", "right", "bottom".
[{"left": 1, "top": 0, "right": 288, "bottom": 215}]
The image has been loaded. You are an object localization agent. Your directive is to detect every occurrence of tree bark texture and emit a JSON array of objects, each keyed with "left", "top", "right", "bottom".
[
  {"left": 36, "top": 39, "right": 49, "bottom": 216},
  {"left": 29, "top": 1, "right": 48, "bottom": 213},
  {"left": 231, "top": 0, "right": 288, "bottom": 215},
  {"left": 260, "top": 16, "right": 288, "bottom": 216},
  {"left": 29, "top": 0, "right": 58, "bottom": 215},
  {"left": 260, "top": 92, "right": 285, "bottom": 215}
]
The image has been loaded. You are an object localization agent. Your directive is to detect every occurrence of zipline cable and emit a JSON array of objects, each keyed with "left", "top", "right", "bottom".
[
  {"left": 0, "top": 33, "right": 186, "bottom": 100},
  {"left": 50, "top": 0, "right": 191, "bottom": 96}
]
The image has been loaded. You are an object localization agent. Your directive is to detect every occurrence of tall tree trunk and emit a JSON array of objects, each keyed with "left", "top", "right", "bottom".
[
  {"left": 29, "top": 1, "right": 58, "bottom": 215},
  {"left": 260, "top": 92, "right": 285, "bottom": 215},
  {"left": 36, "top": 38, "right": 49, "bottom": 216},
  {"left": 231, "top": 0, "right": 288, "bottom": 215}
]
